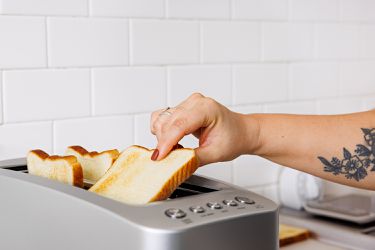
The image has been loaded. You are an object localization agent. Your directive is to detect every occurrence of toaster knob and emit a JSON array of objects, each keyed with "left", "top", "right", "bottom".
[
  {"left": 207, "top": 202, "right": 223, "bottom": 210},
  {"left": 223, "top": 200, "right": 238, "bottom": 206},
  {"left": 190, "top": 206, "right": 206, "bottom": 213},
  {"left": 235, "top": 196, "right": 255, "bottom": 205},
  {"left": 165, "top": 208, "right": 186, "bottom": 219}
]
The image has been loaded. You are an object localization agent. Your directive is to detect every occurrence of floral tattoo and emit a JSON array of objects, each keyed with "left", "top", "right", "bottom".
[{"left": 318, "top": 128, "right": 375, "bottom": 181}]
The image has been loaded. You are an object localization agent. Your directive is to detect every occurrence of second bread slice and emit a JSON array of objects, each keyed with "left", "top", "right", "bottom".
[
  {"left": 65, "top": 146, "right": 119, "bottom": 182},
  {"left": 89, "top": 145, "right": 198, "bottom": 205}
]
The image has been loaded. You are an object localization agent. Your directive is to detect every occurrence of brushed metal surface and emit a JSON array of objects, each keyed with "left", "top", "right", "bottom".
[{"left": 0, "top": 160, "right": 278, "bottom": 250}]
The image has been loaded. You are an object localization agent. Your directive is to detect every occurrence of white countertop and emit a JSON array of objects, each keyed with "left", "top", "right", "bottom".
[
  {"left": 279, "top": 207, "right": 374, "bottom": 250},
  {"left": 282, "top": 239, "right": 348, "bottom": 250}
]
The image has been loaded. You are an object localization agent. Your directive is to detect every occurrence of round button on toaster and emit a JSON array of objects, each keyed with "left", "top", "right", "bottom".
[
  {"left": 235, "top": 196, "right": 255, "bottom": 205},
  {"left": 223, "top": 200, "right": 238, "bottom": 206},
  {"left": 165, "top": 208, "right": 186, "bottom": 219},
  {"left": 190, "top": 206, "right": 205, "bottom": 213},
  {"left": 207, "top": 202, "right": 223, "bottom": 210}
]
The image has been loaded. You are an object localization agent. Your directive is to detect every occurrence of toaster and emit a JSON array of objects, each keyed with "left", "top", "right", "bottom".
[{"left": 0, "top": 158, "right": 279, "bottom": 250}]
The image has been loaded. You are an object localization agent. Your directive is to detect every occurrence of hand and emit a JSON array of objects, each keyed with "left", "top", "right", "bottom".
[{"left": 150, "top": 93, "right": 260, "bottom": 166}]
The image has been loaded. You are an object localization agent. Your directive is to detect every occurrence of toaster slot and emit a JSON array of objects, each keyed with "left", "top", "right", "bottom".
[
  {"left": 3, "top": 166, "right": 27, "bottom": 173},
  {"left": 169, "top": 183, "right": 217, "bottom": 199},
  {"left": 2, "top": 164, "right": 219, "bottom": 199},
  {"left": 1, "top": 164, "right": 28, "bottom": 173}
]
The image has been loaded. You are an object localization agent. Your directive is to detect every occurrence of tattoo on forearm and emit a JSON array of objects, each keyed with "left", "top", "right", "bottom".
[{"left": 318, "top": 128, "right": 375, "bottom": 181}]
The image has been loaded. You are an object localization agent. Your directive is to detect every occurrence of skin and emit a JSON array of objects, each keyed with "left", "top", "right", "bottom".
[{"left": 151, "top": 93, "right": 375, "bottom": 190}]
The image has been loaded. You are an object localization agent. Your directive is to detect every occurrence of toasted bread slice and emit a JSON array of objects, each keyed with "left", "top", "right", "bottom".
[
  {"left": 89, "top": 145, "right": 198, "bottom": 205},
  {"left": 279, "top": 224, "right": 310, "bottom": 247},
  {"left": 27, "top": 150, "right": 83, "bottom": 187},
  {"left": 65, "top": 146, "right": 119, "bottom": 182}
]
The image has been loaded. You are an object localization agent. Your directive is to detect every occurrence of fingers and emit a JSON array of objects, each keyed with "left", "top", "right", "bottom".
[
  {"left": 150, "top": 109, "right": 168, "bottom": 135},
  {"left": 155, "top": 107, "right": 208, "bottom": 160},
  {"left": 150, "top": 93, "right": 214, "bottom": 160},
  {"left": 194, "top": 146, "right": 211, "bottom": 167}
]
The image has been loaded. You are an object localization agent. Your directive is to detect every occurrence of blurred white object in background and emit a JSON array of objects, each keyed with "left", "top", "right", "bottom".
[{"left": 279, "top": 168, "right": 322, "bottom": 210}]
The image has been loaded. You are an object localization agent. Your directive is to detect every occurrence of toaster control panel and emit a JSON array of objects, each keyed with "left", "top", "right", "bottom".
[
  {"left": 235, "top": 196, "right": 255, "bottom": 205},
  {"left": 164, "top": 196, "right": 259, "bottom": 220},
  {"left": 165, "top": 208, "right": 187, "bottom": 219},
  {"left": 189, "top": 206, "right": 206, "bottom": 213}
]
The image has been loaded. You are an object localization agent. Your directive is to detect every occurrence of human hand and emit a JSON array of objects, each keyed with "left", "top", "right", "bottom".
[{"left": 150, "top": 93, "right": 260, "bottom": 166}]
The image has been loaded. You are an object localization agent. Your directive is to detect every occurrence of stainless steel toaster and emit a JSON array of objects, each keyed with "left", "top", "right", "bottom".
[{"left": 0, "top": 158, "right": 279, "bottom": 250}]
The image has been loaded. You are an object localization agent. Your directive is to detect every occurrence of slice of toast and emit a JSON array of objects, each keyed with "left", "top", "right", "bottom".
[
  {"left": 27, "top": 150, "right": 83, "bottom": 187},
  {"left": 89, "top": 145, "right": 198, "bottom": 205},
  {"left": 279, "top": 224, "right": 311, "bottom": 247},
  {"left": 65, "top": 146, "right": 119, "bottom": 182}
]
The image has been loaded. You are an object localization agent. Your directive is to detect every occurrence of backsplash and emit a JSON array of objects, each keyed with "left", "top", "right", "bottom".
[{"left": 1, "top": 0, "right": 375, "bottom": 202}]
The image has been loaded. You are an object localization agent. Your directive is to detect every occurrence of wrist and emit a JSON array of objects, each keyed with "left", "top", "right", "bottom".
[{"left": 241, "top": 113, "right": 264, "bottom": 156}]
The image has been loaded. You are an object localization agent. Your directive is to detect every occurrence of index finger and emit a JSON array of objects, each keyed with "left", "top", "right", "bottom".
[{"left": 154, "top": 107, "right": 209, "bottom": 161}]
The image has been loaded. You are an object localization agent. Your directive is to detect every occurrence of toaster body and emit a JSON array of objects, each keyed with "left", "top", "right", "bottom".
[{"left": 0, "top": 159, "right": 278, "bottom": 250}]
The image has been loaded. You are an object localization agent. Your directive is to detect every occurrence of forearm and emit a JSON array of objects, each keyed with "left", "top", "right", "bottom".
[{"left": 245, "top": 110, "right": 375, "bottom": 190}]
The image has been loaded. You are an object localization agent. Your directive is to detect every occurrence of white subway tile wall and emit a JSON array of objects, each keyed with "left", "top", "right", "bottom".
[
  {"left": 289, "top": 0, "right": 340, "bottom": 21},
  {"left": 53, "top": 116, "right": 134, "bottom": 154},
  {"left": 0, "top": 16, "right": 46, "bottom": 68},
  {"left": 0, "top": 71, "right": 2, "bottom": 124},
  {"left": 202, "top": 21, "right": 260, "bottom": 63},
  {"left": 0, "top": 0, "right": 375, "bottom": 201},
  {"left": 92, "top": 67, "right": 166, "bottom": 115},
  {"left": 316, "top": 23, "right": 360, "bottom": 60},
  {"left": 360, "top": 25, "right": 375, "bottom": 58},
  {"left": 340, "top": 0, "right": 375, "bottom": 22},
  {"left": 167, "top": 0, "right": 230, "bottom": 19},
  {"left": 233, "top": 0, "right": 288, "bottom": 20},
  {"left": 130, "top": 20, "right": 199, "bottom": 65},
  {"left": 234, "top": 63, "right": 288, "bottom": 104},
  {"left": 289, "top": 62, "right": 339, "bottom": 100},
  {"left": 0, "top": 122, "right": 52, "bottom": 160},
  {"left": 0, "top": 0, "right": 88, "bottom": 16},
  {"left": 168, "top": 65, "right": 232, "bottom": 106},
  {"left": 262, "top": 22, "right": 289, "bottom": 61},
  {"left": 3, "top": 69, "right": 90, "bottom": 122},
  {"left": 47, "top": 17, "right": 129, "bottom": 67},
  {"left": 90, "top": 0, "right": 164, "bottom": 18}
]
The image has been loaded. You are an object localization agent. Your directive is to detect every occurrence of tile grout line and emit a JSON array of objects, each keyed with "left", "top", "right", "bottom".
[
  {"left": 164, "top": 0, "right": 168, "bottom": 18},
  {"left": 259, "top": 21, "right": 265, "bottom": 62},
  {"left": 128, "top": 19, "right": 133, "bottom": 66},
  {"left": 44, "top": 17, "right": 49, "bottom": 67},
  {"left": 89, "top": 68, "right": 94, "bottom": 116},
  {"left": 2, "top": 58, "right": 375, "bottom": 71},
  {"left": 87, "top": 0, "right": 92, "bottom": 17},
  {"left": 1, "top": 12, "right": 375, "bottom": 23},
  {"left": 51, "top": 121, "right": 56, "bottom": 154},
  {"left": 0, "top": 71, "right": 4, "bottom": 124},
  {"left": 132, "top": 114, "right": 136, "bottom": 145},
  {"left": 199, "top": 21, "right": 203, "bottom": 64},
  {"left": 166, "top": 67, "right": 171, "bottom": 107},
  {"left": 1, "top": 92, "right": 371, "bottom": 126},
  {"left": 286, "top": 62, "right": 292, "bottom": 101},
  {"left": 230, "top": 64, "right": 235, "bottom": 107},
  {"left": 229, "top": 0, "right": 235, "bottom": 20}
]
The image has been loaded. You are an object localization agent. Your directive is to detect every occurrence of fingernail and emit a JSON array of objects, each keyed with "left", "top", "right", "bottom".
[{"left": 151, "top": 149, "right": 159, "bottom": 161}]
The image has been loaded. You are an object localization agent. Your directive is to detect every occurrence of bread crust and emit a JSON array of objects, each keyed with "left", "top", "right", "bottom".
[
  {"left": 150, "top": 152, "right": 198, "bottom": 202},
  {"left": 67, "top": 145, "right": 119, "bottom": 162},
  {"left": 28, "top": 149, "right": 83, "bottom": 188},
  {"left": 66, "top": 146, "right": 119, "bottom": 182}
]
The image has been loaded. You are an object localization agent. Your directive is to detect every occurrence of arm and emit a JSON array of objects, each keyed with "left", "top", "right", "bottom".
[
  {"left": 151, "top": 93, "right": 375, "bottom": 190},
  {"left": 247, "top": 112, "right": 375, "bottom": 190}
]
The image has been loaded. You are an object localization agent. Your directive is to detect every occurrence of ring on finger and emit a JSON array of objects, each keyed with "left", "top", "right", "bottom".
[{"left": 159, "top": 107, "right": 173, "bottom": 117}]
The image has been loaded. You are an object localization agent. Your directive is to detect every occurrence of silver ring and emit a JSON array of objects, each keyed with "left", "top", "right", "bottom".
[{"left": 159, "top": 107, "right": 172, "bottom": 116}]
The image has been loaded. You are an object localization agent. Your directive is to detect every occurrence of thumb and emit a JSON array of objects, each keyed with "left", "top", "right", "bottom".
[{"left": 194, "top": 146, "right": 214, "bottom": 167}]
